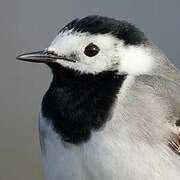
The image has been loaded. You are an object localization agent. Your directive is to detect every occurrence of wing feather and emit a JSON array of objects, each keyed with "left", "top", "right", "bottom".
[{"left": 137, "top": 74, "right": 180, "bottom": 155}]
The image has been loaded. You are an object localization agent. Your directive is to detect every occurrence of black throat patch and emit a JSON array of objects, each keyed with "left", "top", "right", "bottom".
[{"left": 42, "top": 65, "right": 127, "bottom": 144}]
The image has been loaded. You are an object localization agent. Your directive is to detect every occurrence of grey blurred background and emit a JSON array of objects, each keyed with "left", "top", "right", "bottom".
[{"left": 0, "top": 0, "right": 179, "bottom": 179}]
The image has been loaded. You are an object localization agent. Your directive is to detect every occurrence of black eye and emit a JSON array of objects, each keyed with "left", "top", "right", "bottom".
[{"left": 84, "top": 43, "right": 100, "bottom": 57}]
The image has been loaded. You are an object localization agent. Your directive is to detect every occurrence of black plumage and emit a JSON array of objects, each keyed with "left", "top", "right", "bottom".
[
  {"left": 60, "top": 15, "right": 148, "bottom": 45},
  {"left": 42, "top": 64, "right": 126, "bottom": 144}
]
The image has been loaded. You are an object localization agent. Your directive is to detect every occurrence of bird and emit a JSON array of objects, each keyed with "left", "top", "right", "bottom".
[{"left": 16, "top": 15, "right": 180, "bottom": 180}]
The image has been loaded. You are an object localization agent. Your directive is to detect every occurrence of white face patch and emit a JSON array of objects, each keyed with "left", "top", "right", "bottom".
[
  {"left": 117, "top": 44, "right": 155, "bottom": 75},
  {"left": 47, "top": 30, "right": 155, "bottom": 75}
]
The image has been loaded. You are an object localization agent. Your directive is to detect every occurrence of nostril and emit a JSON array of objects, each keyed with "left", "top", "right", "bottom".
[{"left": 46, "top": 50, "right": 58, "bottom": 56}]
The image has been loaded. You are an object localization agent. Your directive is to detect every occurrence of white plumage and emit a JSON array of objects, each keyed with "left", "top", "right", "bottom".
[{"left": 17, "top": 16, "right": 180, "bottom": 180}]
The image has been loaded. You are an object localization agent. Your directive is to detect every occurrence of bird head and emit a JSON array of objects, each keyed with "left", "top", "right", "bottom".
[{"left": 17, "top": 15, "right": 155, "bottom": 76}]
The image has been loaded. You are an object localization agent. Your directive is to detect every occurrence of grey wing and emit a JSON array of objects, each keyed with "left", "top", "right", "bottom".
[
  {"left": 139, "top": 75, "right": 180, "bottom": 155},
  {"left": 165, "top": 80, "right": 180, "bottom": 155}
]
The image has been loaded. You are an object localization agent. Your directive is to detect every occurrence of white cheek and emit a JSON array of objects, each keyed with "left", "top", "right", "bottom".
[
  {"left": 85, "top": 57, "right": 110, "bottom": 73},
  {"left": 81, "top": 49, "right": 115, "bottom": 73},
  {"left": 119, "top": 46, "right": 155, "bottom": 75}
]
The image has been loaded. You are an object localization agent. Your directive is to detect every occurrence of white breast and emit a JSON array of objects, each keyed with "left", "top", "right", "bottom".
[
  {"left": 39, "top": 115, "right": 120, "bottom": 180},
  {"left": 39, "top": 115, "right": 180, "bottom": 180}
]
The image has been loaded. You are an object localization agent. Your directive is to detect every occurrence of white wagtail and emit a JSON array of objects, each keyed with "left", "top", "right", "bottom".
[{"left": 17, "top": 15, "right": 180, "bottom": 180}]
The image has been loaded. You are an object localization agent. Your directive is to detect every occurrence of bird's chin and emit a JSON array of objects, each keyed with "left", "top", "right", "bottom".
[{"left": 46, "top": 62, "right": 82, "bottom": 76}]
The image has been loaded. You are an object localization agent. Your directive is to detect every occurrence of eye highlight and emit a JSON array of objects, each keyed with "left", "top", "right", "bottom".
[{"left": 84, "top": 43, "right": 100, "bottom": 57}]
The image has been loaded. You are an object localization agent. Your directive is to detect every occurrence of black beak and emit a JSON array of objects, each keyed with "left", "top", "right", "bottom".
[{"left": 16, "top": 50, "right": 76, "bottom": 63}]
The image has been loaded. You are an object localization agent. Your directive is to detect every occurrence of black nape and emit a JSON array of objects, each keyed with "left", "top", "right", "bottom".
[{"left": 42, "top": 64, "right": 127, "bottom": 144}]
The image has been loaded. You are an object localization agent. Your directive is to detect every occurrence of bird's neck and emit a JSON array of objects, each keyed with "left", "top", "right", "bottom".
[{"left": 41, "top": 65, "right": 126, "bottom": 144}]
